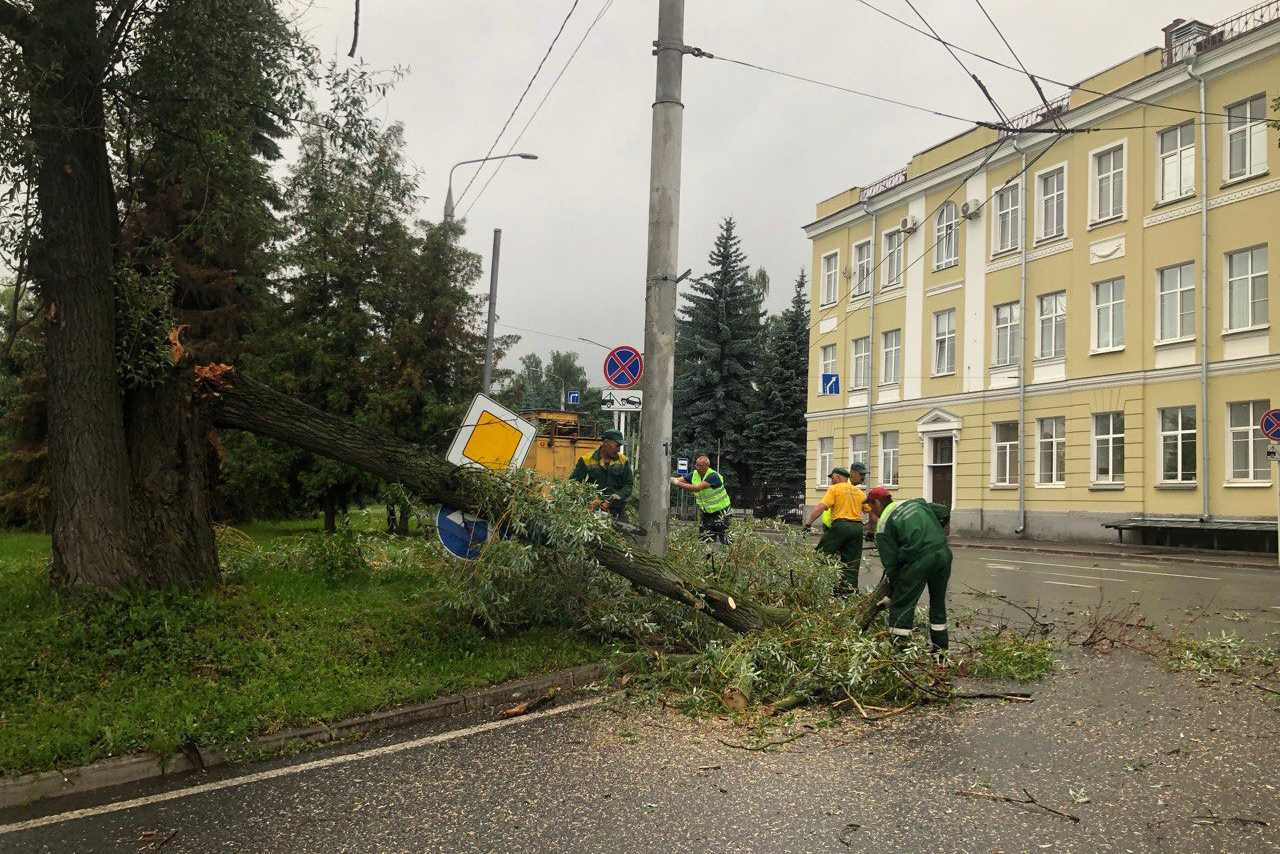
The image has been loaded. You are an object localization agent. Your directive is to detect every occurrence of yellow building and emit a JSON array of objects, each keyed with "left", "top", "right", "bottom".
[{"left": 803, "top": 9, "right": 1280, "bottom": 548}]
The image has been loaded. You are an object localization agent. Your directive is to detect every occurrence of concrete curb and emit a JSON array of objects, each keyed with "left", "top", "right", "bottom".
[
  {"left": 950, "top": 540, "right": 1276, "bottom": 570},
  {"left": 0, "top": 661, "right": 609, "bottom": 810}
]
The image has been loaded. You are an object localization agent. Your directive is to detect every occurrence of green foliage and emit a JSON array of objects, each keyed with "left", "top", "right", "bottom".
[
  {"left": 963, "top": 632, "right": 1056, "bottom": 681},
  {"left": 1167, "top": 631, "right": 1276, "bottom": 678},
  {"left": 113, "top": 260, "right": 176, "bottom": 390}
]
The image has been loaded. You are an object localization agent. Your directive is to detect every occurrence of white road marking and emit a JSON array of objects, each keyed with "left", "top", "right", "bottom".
[
  {"left": 1043, "top": 580, "right": 1097, "bottom": 589},
  {"left": 988, "top": 557, "right": 1219, "bottom": 582},
  {"left": 0, "top": 696, "right": 604, "bottom": 836},
  {"left": 986, "top": 564, "right": 1114, "bottom": 583}
]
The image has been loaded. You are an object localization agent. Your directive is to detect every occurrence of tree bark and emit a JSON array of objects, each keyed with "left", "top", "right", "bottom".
[
  {"left": 205, "top": 370, "right": 793, "bottom": 634},
  {"left": 323, "top": 492, "right": 337, "bottom": 533}
]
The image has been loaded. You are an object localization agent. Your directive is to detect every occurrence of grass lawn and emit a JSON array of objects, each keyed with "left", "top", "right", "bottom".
[{"left": 0, "top": 515, "right": 605, "bottom": 777}]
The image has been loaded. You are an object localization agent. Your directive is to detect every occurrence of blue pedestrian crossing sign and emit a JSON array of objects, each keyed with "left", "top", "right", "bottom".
[
  {"left": 436, "top": 505, "right": 490, "bottom": 561},
  {"left": 1261, "top": 408, "right": 1280, "bottom": 442},
  {"left": 821, "top": 373, "right": 840, "bottom": 395},
  {"left": 567, "top": 390, "right": 581, "bottom": 406}
]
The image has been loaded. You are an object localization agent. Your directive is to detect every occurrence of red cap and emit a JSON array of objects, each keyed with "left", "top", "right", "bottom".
[{"left": 866, "top": 487, "right": 892, "bottom": 503}]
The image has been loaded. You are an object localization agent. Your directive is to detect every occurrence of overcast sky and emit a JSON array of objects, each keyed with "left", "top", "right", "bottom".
[{"left": 297, "top": 0, "right": 1248, "bottom": 382}]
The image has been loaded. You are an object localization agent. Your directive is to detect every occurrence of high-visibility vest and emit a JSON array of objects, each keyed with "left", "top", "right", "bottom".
[
  {"left": 691, "top": 468, "right": 731, "bottom": 513},
  {"left": 822, "top": 509, "right": 832, "bottom": 527}
]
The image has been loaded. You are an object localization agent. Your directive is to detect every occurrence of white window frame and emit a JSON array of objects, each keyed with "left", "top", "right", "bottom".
[
  {"left": 820, "top": 251, "right": 839, "bottom": 306},
  {"left": 1157, "top": 122, "right": 1196, "bottom": 203},
  {"left": 932, "top": 308, "right": 956, "bottom": 376},
  {"left": 1225, "top": 245, "right": 1268, "bottom": 332},
  {"left": 1035, "top": 416, "right": 1067, "bottom": 486},
  {"left": 851, "top": 336, "right": 870, "bottom": 389},
  {"left": 935, "top": 202, "right": 959, "bottom": 270},
  {"left": 817, "top": 437, "right": 834, "bottom": 485},
  {"left": 1036, "top": 291, "right": 1066, "bottom": 360},
  {"left": 991, "top": 421, "right": 1020, "bottom": 487},
  {"left": 1089, "top": 140, "right": 1126, "bottom": 224},
  {"left": 818, "top": 343, "right": 838, "bottom": 395},
  {"left": 850, "top": 433, "right": 869, "bottom": 472},
  {"left": 1228, "top": 400, "right": 1271, "bottom": 483},
  {"left": 1092, "top": 277, "right": 1125, "bottom": 352},
  {"left": 1158, "top": 406, "right": 1197, "bottom": 484},
  {"left": 992, "top": 301, "right": 1020, "bottom": 367},
  {"left": 853, "top": 240, "right": 873, "bottom": 296},
  {"left": 883, "top": 230, "right": 904, "bottom": 290},
  {"left": 1092, "top": 412, "right": 1125, "bottom": 485},
  {"left": 881, "top": 329, "right": 901, "bottom": 385},
  {"left": 1035, "top": 163, "right": 1067, "bottom": 241},
  {"left": 1156, "top": 262, "right": 1196, "bottom": 342},
  {"left": 992, "top": 183, "right": 1021, "bottom": 255},
  {"left": 880, "top": 431, "right": 900, "bottom": 487},
  {"left": 1225, "top": 94, "right": 1268, "bottom": 182}
]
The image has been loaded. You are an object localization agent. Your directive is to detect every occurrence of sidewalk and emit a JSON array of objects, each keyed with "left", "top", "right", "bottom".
[{"left": 948, "top": 534, "right": 1279, "bottom": 570}]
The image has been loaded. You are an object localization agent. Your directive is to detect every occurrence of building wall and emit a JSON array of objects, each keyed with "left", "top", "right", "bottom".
[{"left": 804, "top": 19, "right": 1280, "bottom": 542}]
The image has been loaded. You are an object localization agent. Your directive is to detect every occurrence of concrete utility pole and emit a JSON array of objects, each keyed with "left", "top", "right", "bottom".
[
  {"left": 637, "top": 0, "right": 686, "bottom": 556},
  {"left": 481, "top": 228, "right": 501, "bottom": 394}
]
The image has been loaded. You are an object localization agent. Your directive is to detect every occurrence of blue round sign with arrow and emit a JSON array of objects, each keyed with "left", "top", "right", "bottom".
[{"left": 436, "top": 506, "right": 490, "bottom": 560}]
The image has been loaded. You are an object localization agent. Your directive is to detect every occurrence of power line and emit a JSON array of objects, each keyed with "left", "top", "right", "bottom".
[
  {"left": 972, "top": 0, "right": 1064, "bottom": 131},
  {"left": 461, "top": 0, "right": 616, "bottom": 219},
  {"left": 453, "top": 0, "right": 582, "bottom": 209},
  {"left": 902, "top": 0, "right": 1008, "bottom": 124}
]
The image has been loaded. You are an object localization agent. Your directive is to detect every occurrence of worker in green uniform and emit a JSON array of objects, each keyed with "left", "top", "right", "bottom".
[
  {"left": 804, "top": 462, "right": 870, "bottom": 595},
  {"left": 864, "top": 486, "right": 952, "bottom": 651},
  {"left": 569, "top": 429, "right": 634, "bottom": 519}
]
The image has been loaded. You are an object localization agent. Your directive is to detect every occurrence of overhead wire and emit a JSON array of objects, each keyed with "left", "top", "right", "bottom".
[
  {"left": 452, "top": 0, "right": 582, "bottom": 209},
  {"left": 972, "top": 0, "right": 1065, "bottom": 131},
  {"left": 461, "top": 0, "right": 616, "bottom": 219},
  {"left": 901, "top": 0, "right": 1008, "bottom": 124}
]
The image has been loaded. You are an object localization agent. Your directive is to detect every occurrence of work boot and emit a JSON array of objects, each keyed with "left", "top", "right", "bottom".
[{"left": 929, "top": 626, "right": 949, "bottom": 652}]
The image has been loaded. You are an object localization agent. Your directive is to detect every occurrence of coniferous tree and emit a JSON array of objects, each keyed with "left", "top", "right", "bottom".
[{"left": 673, "top": 217, "right": 765, "bottom": 498}]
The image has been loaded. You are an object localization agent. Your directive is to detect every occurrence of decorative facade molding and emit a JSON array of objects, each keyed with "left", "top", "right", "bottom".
[
  {"left": 1143, "top": 177, "right": 1280, "bottom": 227},
  {"left": 985, "top": 239, "right": 1074, "bottom": 273},
  {"left": 925, "top": 280, "right": 964, "bottom": 297},
  {"left": 1089, "top": 235, "right": 1126, "bottom": 264}
]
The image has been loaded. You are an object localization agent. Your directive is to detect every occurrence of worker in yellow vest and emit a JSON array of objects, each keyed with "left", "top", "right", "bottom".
[
  {"left": 804, "top": 462, "right": 870, "bottom": 595},
  {"left": 671, "top": 455, "right": 732, "bottom": 544}
]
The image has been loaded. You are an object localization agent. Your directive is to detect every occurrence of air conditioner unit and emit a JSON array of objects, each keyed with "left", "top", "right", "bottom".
[
  {"left": 899, "top": 215, "right": 918, "bottom": 234},
  {"left": 960, "top": 199, "right": 983, "bottom": 219}
]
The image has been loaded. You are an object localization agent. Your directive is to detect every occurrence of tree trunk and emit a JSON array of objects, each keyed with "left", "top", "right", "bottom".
[
  {"left": 29, "top": 0, "right": 141, "bottom": 588},
  {"left": 385, "top": 503, "right": 397, "bottom": 533},
  {"left": 205, "top": 370, "right": 793, "bottom": 634},
  {"left": 323, "top": 492, "right": 337, "bottom": 533},
  {"left": 395, "top": 501, "right": 410, "bottom": 536}
]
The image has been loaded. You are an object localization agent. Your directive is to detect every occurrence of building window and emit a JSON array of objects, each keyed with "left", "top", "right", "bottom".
[
  {"left": 884, "top": 231, "right": 904, "bottom": 289},
  {"left": 819, "top": 343, "right": 837, "bottom": 395},
  {"left": 993, "top": 184, "right": 1020, "bottom": 254},
  {"left": 1157, "top": 263, "right": 1195, "bottom": 341},
  {"left": 851, "top": 336, "right": 870, "bottom": 389},
  {"left": 881, "top": 329, "right": 901, "bottom": 385},
  {"left": 1229, "top": 400, "right": 1271, "bottom": 482},
  {"left": 817, "top": 437, "right": 834, "bottom": 484},
  {"left": 850, "top": 434, "right": 869, "bottom": 472},
  {"left": 1158, "top": 123, "right": 1195, "bottom": 202},
  {"left": 993, "top": 301, "right": 1020, "bottom": 367},
  {"left": 992, "top": 422, "right": 1019, "bottom": 486},
  {"left": 1159, "top": 406, "right": 1196, "bottom": 483},
  {"left": 1226, "top": 94, "right": 1267, "bottom": 181},
  {"left": 1093, "top": 412, "right": 1125, "bottom": 484},
  {"left": 1093, "top": 144, "right": 1125, "bottom": 221},
  {"left": 853, "top": 240, "right": 873, "bottom": 296},
  {"left": 880, "top": 431, "right": 899, "bottom": 487},
  {"left": 1226, "top": 246, "right": 1268, "bottom": 331},
  {"left": 820, "top": 252, "right": 839, "bottom": 305},
  {"left": 935, "top": 202, "right": 959, "bottom": 269},
  {"left": 1093, "top": 278, "right": 1125, "bottom": 350},
  {"left": 1037, "top": 291, "right": 1066, "bottom": 359},
  {"left": 1038, "top": 166, "right": 1065, "bottom": 240},
  {"left": 1036, "top": 416, "right": 1066, "bottom": 485},
  {"left": 933, "top": 309, "right": 956, "bottom": 375}
]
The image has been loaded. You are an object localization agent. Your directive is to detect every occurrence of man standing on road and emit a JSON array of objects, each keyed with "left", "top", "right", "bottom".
[
  {"left": 670, "top": 455, "right": 732, "bottom": 544},
  {"left": 865, "top": 487, "right": 952, "bottom": 651},
  {"left": 804, "top": 462, "right": 870, "bottom": 594},
  {"left": 570, "top": 429, "right": 633, "bottom": 519}
]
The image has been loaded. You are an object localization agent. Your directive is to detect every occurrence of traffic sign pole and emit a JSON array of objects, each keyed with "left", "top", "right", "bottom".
[{"left": 1259, "top": 410, "right": 1280, "bottom": 566}]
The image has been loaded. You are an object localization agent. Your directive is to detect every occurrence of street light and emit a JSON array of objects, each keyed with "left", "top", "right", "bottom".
[{"left": 444, "top": 153, "right": 538, "bottom": 220}]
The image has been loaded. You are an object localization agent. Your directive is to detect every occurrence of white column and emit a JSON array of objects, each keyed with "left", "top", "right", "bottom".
[
  {"left": 962, "top": 172, "right": 988, "bottom": 392},
  {"left": 902, "top": 196, "right": 927, "bottom": 401}
]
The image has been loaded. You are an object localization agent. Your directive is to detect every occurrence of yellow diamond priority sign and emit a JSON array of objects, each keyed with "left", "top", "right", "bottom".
[{"left": 446, "top": 394, "right": 535, "bottom": 470}]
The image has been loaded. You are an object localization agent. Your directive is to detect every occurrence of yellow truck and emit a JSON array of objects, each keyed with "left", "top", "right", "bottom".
[{"left": 519, "top": 410, "right": 602, "bottom": 479}]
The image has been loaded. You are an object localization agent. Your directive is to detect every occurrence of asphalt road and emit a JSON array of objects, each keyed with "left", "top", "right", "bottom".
[{"left": 2, "top": 545, "right": 1278, "bottom": 854}]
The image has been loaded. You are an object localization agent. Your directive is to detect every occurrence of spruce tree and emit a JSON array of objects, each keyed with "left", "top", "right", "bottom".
[{"left": 673, "top": 217, "right": 764, "bottom": 498}]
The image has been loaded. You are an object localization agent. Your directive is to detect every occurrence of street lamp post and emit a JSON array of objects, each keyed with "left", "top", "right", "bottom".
[{"left": 443, "top": 153, "right": 538, "bottom": 220}]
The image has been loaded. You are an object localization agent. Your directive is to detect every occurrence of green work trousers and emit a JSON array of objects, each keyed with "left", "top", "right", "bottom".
[
  {"left": 817, "top": 518, "right": 863, "bottom": 588},
  {"left": 886, "top": 546, "right": 952, "bottom": 649}
]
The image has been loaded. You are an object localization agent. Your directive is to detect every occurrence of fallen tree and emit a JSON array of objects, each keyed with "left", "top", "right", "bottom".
[{"left": 199, "top": 366, "right": 890, "bottom": 634}]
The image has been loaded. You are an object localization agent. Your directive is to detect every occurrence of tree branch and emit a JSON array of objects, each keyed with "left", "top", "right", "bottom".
[
  {"left": 0, "top": 0, "right": 35, "bottom": 47},
  {"left": 347, "top": 0, "right": 361, "bottom": 57}
]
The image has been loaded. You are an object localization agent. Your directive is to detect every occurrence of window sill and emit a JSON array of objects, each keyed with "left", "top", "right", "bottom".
[
  {"left": 1220, "top": 170, "right": 1269, "bottom": 191},
  {"left": 1154, "top": 335, "right": 1196, "bottom": 349},
  {"left": 1087, "top": 214, "right": 1126, "bottom": 231},
  {"left": 878, "top": 381, "right": 900, "bottom": 388},
  {"left": 1089, "top": 345, "right": 1125, "bottom": 355},
  {"left": 931, "top": 371, "right": 957, "bottom": 378},
  {"left": 1222, "top": 324, "right": 1269, "bottom": 338},
  {"left": 990, "top": 247, "right": 1020, "bottom": 260},
  {"left": 1154, "top": 482, "right": 1197, "bottom": 490},
  {"left": 1223, "top": 481, "right": 1274, "bottom": 488},
  {"left": 990, "top": 361, "right": 1019, "bottom": 370},
  {"left": 1089, "top": 482, "right": 1126, "bottom": 491},
  {"left": 1033, "top": 481, "right": 1066, "bottom": 489},
  {"left": 1033, "top": 232, "right": 1068, "bottom": 247},
  {"left": 989, "top": 483, "right": 1019, "bottom": 490},
  {"left": 818, "top": 301, "right": 838, "bottom": 310},
  {"left": 879, "top": 284, "right": 904, "bottom": 295},
  {"left": 1033, "top": 355, "right": 1065, "bottom": 366},
  {"left": 1152, "top": 192, "right": 1195, "bottom": 210},
  {"left": 933, "top": 259, "right": 960, "bottom": 272}
]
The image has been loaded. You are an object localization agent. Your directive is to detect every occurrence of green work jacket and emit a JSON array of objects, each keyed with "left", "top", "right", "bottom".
[
  {"left": 569, "top": 448, "right": 634, "bottom": 501},
  {"left": 874, "top": 498, "right": 951, "bottom": 576}
]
